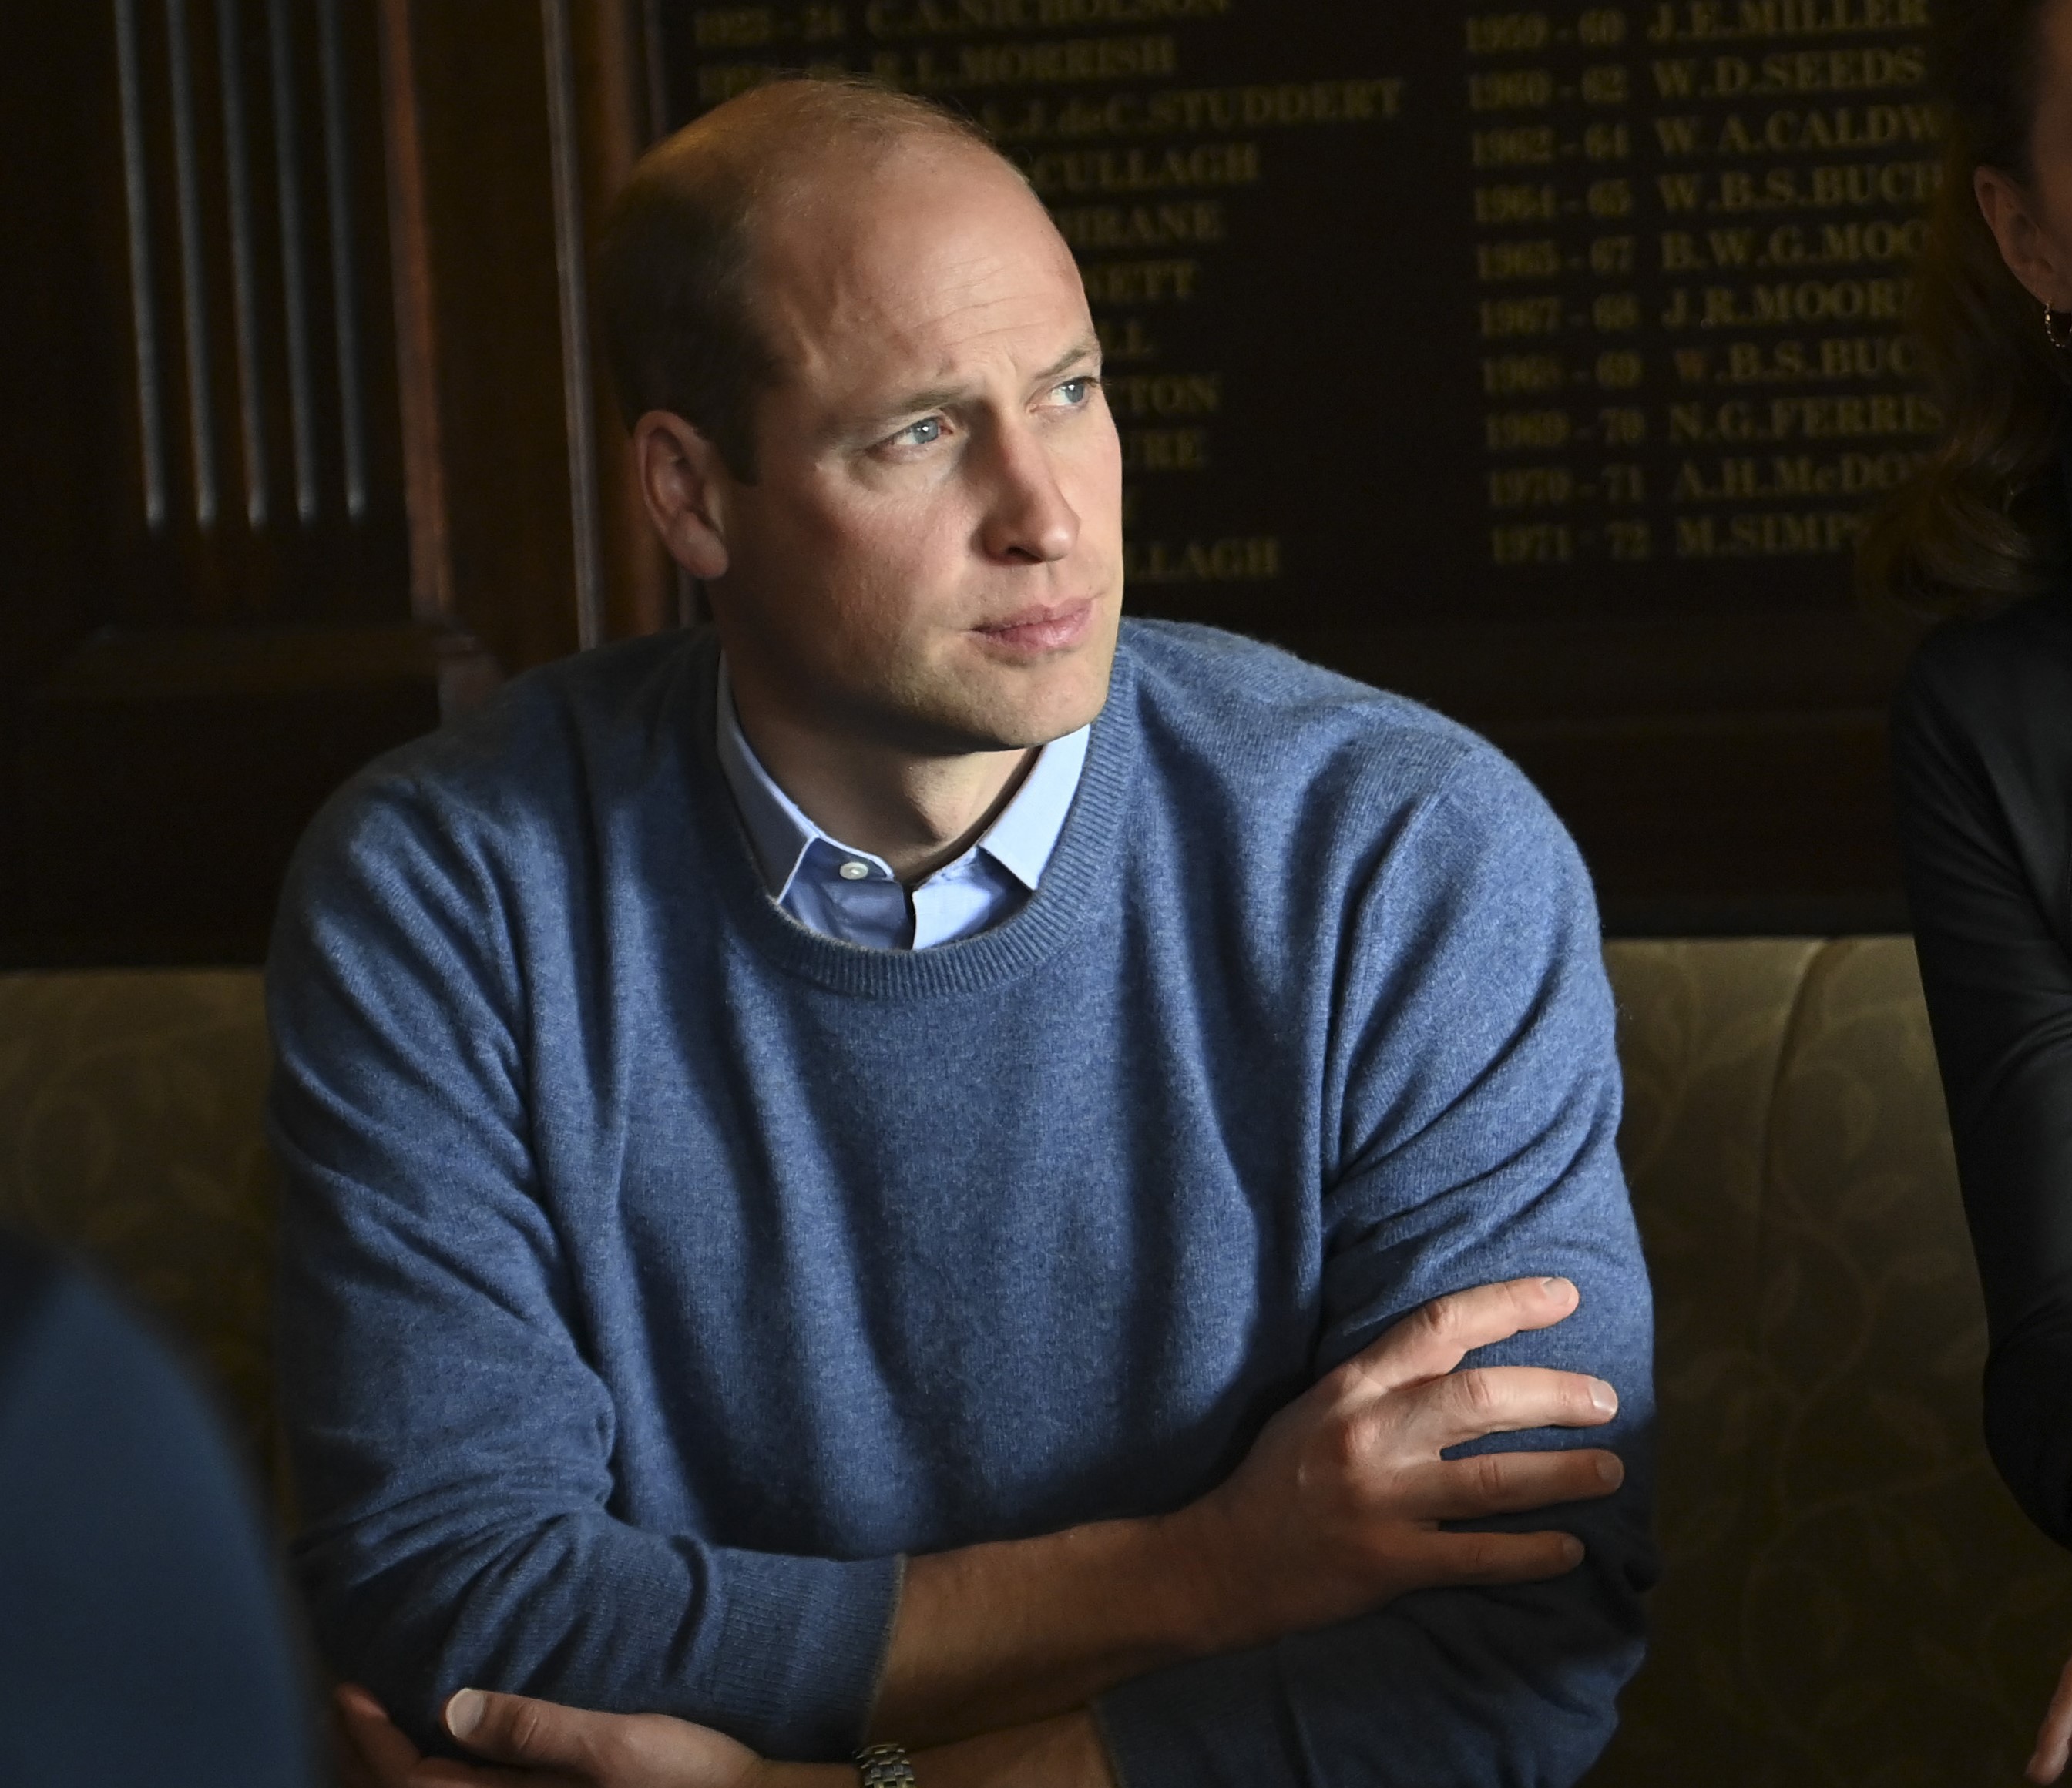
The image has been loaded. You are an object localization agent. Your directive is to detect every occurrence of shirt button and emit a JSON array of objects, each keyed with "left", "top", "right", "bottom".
[{"left": 838, "top": 860, "right": 870, "bottom": 881}]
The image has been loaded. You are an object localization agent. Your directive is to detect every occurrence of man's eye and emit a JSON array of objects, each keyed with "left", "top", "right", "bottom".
[
  {"left": 1056, "top": 378, "right": 1093, "bottom": 405},
  {"left": 890, "top": 417, "right": 943, "bottom": 448}
]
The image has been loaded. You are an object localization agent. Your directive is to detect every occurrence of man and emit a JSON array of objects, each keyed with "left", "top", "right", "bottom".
[{"left": 271, "top": 77, "right": 1653, "bottom": 1788}]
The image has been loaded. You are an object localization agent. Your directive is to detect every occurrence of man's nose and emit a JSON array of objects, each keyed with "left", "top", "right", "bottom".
[{"left": 978, "top": 424, "right": 1080, "bottom": 565}]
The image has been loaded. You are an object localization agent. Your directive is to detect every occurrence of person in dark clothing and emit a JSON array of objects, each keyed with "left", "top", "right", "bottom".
[
  {"left": 0, "top": 1233, "right": 314, "bottom": 1787},
  {"left": 1872, "top": 2, "right": 2072, "bottom": 1779}
]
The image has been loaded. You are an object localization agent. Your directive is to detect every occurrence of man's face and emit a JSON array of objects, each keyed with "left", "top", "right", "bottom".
[{"left": 709, "top": 141, "right": 1124, "bottom": 756}]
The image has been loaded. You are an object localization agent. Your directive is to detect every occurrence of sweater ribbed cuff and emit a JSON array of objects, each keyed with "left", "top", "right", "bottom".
[{"left": 704, "top": 1548, "right": 904, "bottom": 1760}]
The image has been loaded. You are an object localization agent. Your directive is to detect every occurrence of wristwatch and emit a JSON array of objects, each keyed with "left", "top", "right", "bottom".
[{"left": 855, "top": 1742, "right": 918, "bottom": 1785}]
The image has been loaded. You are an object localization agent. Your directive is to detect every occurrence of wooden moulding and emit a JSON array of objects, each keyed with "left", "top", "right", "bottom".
[{"left": 374, "top": 0, "right": 452, "bottom": 625}]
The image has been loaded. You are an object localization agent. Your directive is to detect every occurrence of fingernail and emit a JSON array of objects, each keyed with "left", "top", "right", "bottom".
[
  {"left": 1560, "top": 1535, "right": 1585, "bottom": 1565},
  {"left": 1540, "top": 1276, "right": 1570, "bottom": 1296},
  {"left": 1597, "top": 1453, "right": 1625, "bottom": 1487},
  {"left": 445, "top": 1689, "right": 485, "bottom": 1739},
  {"left": 1589, "top": 1379, "right": 1618, "bottom": 1416}
]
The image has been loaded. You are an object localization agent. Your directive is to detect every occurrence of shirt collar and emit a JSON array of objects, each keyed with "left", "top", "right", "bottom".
[
  {"left": 971, "top": 715, "right": 1088, "bottom": 891},
  {"left": 714, "top": 656, "right": 1088, "bottom": 900}
]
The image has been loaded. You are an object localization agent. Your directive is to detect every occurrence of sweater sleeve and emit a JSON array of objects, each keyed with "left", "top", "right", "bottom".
[
  {"left": 1892, "top": 632, "right": 2072, "bottom": 1548},
  {"left": 1095, "top": 746, "right": 1655, "bottom": 1788},
  {"left": 267, "top": 780, "right": 899, "bottom": 1760}
]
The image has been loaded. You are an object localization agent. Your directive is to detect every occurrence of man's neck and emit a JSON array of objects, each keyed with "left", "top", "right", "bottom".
[{"left": 727, "top": 663, "right": 1037, "bottom": 886}]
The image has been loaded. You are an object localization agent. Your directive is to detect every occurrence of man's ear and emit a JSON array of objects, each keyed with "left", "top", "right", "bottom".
[
  {"left": 1976, "top": 165, "right": 2070, "bottom": 310},
  {"left": 633, "top": 411, "right": 733, "bottom": 581}
]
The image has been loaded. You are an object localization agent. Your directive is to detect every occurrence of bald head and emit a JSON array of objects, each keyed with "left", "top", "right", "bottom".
[{"left": 599, "top": 79, "right": 1035, "bottom": 480}]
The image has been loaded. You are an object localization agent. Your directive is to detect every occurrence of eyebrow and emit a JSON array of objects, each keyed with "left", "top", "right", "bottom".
[{"left": 859, "top": 335, "right": 1104, "bottom": 437}]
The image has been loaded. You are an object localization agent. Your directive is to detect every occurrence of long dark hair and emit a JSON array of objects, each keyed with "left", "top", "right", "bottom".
[{"left": 1858, "top": 0, "right": 2070, "bottom": 618}]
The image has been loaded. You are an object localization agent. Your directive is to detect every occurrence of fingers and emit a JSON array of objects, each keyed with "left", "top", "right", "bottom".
[
  {"left": 1389, "top": 1525, "right": 1589, "bottom": 1590},
  {"left": 2029, "top": 1652, "right": 2072, "bottom": 1783},
  {"left": 1345, "top": 1278, "right": 1583, "bottom": 1396},
  {"left": 1405, "top": 1445, "right": 1624, "bottom": 1521},
  {"left": 334, "top": 1686, "right": 572, "bottom": 1788},
  {"left": 1402, "top": 1364, "right": 1619, "bottom": 1451},
  {"left": 334, "top": 1684, "right": 423, "bottom": 1788}
]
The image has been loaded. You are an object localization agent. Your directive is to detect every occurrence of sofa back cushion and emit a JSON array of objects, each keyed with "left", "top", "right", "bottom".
[
  {"left": 0, "top": 971, "right": 276, "bottom": 1481},
  {"left": 5, "top": 945, "right": 2072, "bottom": 1782},
  {"left": 1597, "top": 938, "right": 2072, "bottom": 1786}
]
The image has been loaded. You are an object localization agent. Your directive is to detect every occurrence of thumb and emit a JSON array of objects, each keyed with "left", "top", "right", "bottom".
[
  {"left": 445, "top": 1689, "right": 603, "bottom": 1772},
  {"left": 444, "top": 1689, "right": 764, "bottom": 1788}
]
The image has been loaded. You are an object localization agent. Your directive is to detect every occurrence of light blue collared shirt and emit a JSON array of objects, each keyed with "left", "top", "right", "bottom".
[{"left": 714, "top": 660, "right": 1090, "bottom": 951}]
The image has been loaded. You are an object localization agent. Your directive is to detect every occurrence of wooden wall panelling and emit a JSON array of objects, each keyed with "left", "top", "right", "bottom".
[
  {"left": 387, "top": 0, "right": 667, "bottom": 679},
  {"left": 393, "top": 0, "right": 575, "bottom": 674},
  {"left": 566, "top": 0, "right": 676, "bottom": 642},
  {"left": 0, "top": 0, "right": 495, "bottom": 967},
  {"left": 545, "top": 0, "right": 609, "bottom": 649},
  {"left": 378, "top": 0, "right": 454, "bottom": 624},
  {"left": 0, "top": 3, "right": 133, "bottom": 950}
]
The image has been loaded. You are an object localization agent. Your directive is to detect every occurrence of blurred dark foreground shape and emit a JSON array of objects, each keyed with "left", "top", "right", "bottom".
[{"left": 0, "top": 1229, "right": 315, "bottom": 1787}]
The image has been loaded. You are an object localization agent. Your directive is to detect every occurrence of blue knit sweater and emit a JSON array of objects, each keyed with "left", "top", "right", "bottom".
[{"left": 268, "top": 621, "right": 1654, "bottom": 1787}]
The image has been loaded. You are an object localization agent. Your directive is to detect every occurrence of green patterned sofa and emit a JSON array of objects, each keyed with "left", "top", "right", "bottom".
[{"left": 2, "top": 941, "right": 2067, "bottom": 1783}]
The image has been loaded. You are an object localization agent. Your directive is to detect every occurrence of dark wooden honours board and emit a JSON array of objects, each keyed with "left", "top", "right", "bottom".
[{"left": 660, "top": 0, "right": 1943, "bottom": 931}]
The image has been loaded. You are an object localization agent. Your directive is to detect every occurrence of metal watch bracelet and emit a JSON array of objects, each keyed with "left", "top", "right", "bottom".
[{"left": 855, "top": 1741, "right": 918, "bottom": 1786}]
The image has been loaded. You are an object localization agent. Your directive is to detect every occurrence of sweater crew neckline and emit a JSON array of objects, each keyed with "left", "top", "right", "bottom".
[{"left": 679, "top": 633, "right": 1138, "bottom": 998}]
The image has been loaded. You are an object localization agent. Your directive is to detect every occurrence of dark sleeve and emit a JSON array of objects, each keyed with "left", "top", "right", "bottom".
[
  {"left": 1893, "top": 622, "right": 2072, "bottom": 1546},
  {"left": 267, "top": 782, "right": 898, "bottom": 1759},
  {"left": 1095, "top": 749, "right": 1654, "bottom": 1788},
  {"left": 0, "top": 1239, "right": 315, "bottom": 1787}
]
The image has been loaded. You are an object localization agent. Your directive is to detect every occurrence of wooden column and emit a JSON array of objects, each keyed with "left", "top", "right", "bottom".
[{"left": 381, "top": 0, "right": 670, "bottom": 675}]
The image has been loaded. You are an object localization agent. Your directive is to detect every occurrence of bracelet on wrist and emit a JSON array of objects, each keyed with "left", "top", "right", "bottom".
[{"left": 855, "top": 1741, "right": 917, "bottom": 1786}]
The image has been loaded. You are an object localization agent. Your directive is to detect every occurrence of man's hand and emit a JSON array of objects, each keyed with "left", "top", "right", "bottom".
[
  {"left": 871, "top": 1274, "right": 1621, "bottom": 1743},
  {"left": 333, "top": 1684, "right": 1110, "bottom": 1788},
  {"left": 334, "top": 1682, "right": 811, "bottom": 1788},
  {"left": 1170, "top": 1274, "right": 1623, "bottom": 1651}
]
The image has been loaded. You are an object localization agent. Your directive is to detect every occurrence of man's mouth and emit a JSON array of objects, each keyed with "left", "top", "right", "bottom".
[{"left": 973, "top": 599, "right": 1095, "bottom": 654}]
